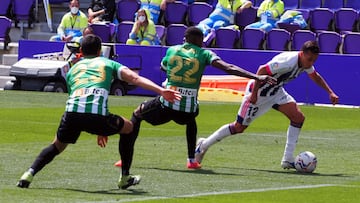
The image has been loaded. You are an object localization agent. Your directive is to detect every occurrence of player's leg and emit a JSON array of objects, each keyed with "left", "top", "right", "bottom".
[
  {"left": 274, "top": 90, "right": 304, "bottom": 169},
  {"left": 277, "top": 102, "right": 304, "bottom": 169},
  {"left": 195, "top": 93, "right": 271, "bottom": 164},
  {"left": 17, "top": 112, "right": 78, "bottom": 188},
  {"left": 118, "top": 97, "right": 170, "bottom": 189}
]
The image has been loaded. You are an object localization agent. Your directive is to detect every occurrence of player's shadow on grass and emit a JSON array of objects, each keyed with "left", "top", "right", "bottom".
[
  {"left": 248, "top": 168, "right": 352, "bottom": 177},
  {"left": 139, "top": 166, "right": 244, "bottom": 176},
  {"left": 64, "top": 188, "right": 148, "bottom": 195}
]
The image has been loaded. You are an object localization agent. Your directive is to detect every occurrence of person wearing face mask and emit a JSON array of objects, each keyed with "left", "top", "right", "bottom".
[
  {"left": 126, "top": 9, "right": 160, "bottom": 46},
  {"left": 50, "top": 0, "right": 88, "bottom": 42}
]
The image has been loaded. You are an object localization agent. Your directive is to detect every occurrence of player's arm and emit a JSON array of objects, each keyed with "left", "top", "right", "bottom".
[
  {"left": 120, "top": 67, "right": 181, "bottom": 103},
  {"left": 308, "top": 71, "right": 339, "bottom": 105},
  {"left": 211, "top": 59, "right": 277, "bottom": 84},
  {"left": 249, "top": 65, "right": 269, "bottom": 104}
]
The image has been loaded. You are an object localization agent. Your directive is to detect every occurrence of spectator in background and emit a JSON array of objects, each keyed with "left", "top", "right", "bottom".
[
  {"left": 126, "top": 9, "right": 160, "bottom": 46},
  {"left": 50, "top": 0, "right": 88, "bottom": 42},
  {"left": 246, "top": 0, "right": 284, "bottom": 32},
  {"left": 88, "top": 0, "right": 116, "bottom": 24},
  {"left": 139, "top": 0, "right": 175, "bottom": 24},
  {"left": 197, "top": 0, "right": 252, "bottom": 46}
]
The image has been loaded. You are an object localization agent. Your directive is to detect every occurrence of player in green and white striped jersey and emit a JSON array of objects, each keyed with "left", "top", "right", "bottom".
[
  {"left": 17, "top": 34, "right": 181, "bottom": 190},
  {"left": 115, "top": 27, "right": 276, "bottom": 179}
]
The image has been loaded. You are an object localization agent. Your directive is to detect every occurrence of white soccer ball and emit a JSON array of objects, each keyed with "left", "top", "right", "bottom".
[{"left": 295, "top": 151, "right": 317, "bottom": 173}]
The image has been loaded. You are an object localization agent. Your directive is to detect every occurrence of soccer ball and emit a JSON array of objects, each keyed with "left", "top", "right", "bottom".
[{"left": 295, "top": 151, "right": 317, "bottom": 173}]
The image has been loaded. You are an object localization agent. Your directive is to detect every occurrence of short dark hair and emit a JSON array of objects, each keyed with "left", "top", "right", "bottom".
[
  {"left": 184, "top": 26, "right": 203, "bottom": 44},
  {"left": 81, "top": 34, "right": 102, "bottom": 56},
  {"left": 301, "top": 41, "right": 320, "bottom": 54}
]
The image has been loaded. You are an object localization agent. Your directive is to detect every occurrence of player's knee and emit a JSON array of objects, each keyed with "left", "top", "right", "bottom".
[
  {"left": 121, "top": 119, "right": 133, "bottom": 134},
  {"left": 290, "top": 112, "right": 305, "bottom": 127},
  {"left": 232, "top": 122, "right": 246, "bottom": 134}
]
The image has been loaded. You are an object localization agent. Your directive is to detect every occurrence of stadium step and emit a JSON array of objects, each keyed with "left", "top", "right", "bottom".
[
  {"left": 0, "top": 76, "right": 15, "bottom": 89},
  {"left": 2, "top": 54, "right": 18, "bottom": 66},
  {"left": 0, "top": 65, "right": 11, "bottom": 76}
]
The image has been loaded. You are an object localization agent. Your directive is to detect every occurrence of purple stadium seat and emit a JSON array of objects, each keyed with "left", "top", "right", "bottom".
[
  {"left": 13, "top": 0, "right": 35, "bottom": 37},
  {"left": 90, "top": 23, "right": 115, "bottom": 43},
  {"left": 116, "top": 0, "right": 140, "bottom": 22},
  {"left": 49, "top": 0, "right": 68, "bottom": 3},
  {"left": 0, "top": 0, "right": 12, "bottom": 16},
  {"left": 235, "top": 6, "right": 257, "bottom": 29},
  {"left": 342, "top": 32, "right": 360, "bottom": 54},
  {"left": 276, "top": 22, "right": 301, "bottom": 34},
  {"left": 188, "top": 2, "right": 213, "bottom": 25},
  {"left": 215, "top": 27, "right": 240, "bottom": 49},
  {"left": 116, "top": 21, "right": 134, "bottom": 43},
  {"left": 310, "top": 8, "right": 334, "bottom": 32},
  {"left": 345, "top": 0, "right": 360, "bottom": 11},
  {"left": 322, "top": 0, "right": 344, "bottom": 11},
  {"left": 291, "top": 30, "right": 316, "bottom": 50},
  {"left": 155, "top": 24, "right": 166, "bottom": 45},
  {"left": 334, "top": 8, "right": 359, "bottom": 34},
  {"left": 0, "top": 16, "right": 12, "bottom": 50},
  {"left": 297, "top": 0, "right": 322, "bottom": 22},
  {"left": 165, "top": 24, "right": 187, "bottom": 46},
  {"left": 266, "top": 28, "right": 291, "bottom": 51},
  {"left": 165, "top": 1, "right": 188, "bottom": 25},
  {"left": 299, "top": 0, "right": 322, "bottom": 9},
  {"left": 241, "top": 28, "right": 265, "bottom": 50},
  {"left": 283, "top": 0, "right": 299, "bottom": 10},
  {"left": 317, "top": 31, "right": 341, "bottom": 53}
]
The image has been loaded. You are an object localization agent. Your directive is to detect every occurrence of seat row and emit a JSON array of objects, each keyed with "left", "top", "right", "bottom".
[{"left": 90, "top": 21, "right": 360, "bottom": 54}]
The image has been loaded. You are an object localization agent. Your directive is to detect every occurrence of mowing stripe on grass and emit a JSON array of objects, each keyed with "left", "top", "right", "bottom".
[{"left": 87, "top": 184, "right": 336, "bottom": 203}]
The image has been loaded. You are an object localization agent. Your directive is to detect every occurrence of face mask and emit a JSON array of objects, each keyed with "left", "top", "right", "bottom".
[
  {"left": 138, "top": 16, "right": 146, "bottom": 23},
  {"left": 70, "top": 7, "right": 79, "bottom": 15}
]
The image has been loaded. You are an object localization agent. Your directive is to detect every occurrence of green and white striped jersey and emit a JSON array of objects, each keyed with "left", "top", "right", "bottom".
[
  {"left": 160, "top": 43, "right": 220, "bottom": 112},
  {"left": 65, "top": 57, "right": 124, "bottom": 115}
]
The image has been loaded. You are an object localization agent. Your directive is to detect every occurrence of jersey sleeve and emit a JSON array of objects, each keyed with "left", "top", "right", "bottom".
[
  {"left": 108, "top": 59, "right": 125, "bottom": 80},
  {"left": 305, "top": 66, "right": 315, "bottom": 74},
  {"left": 266, "top": 54, "right": 293, "bottom": 75},
  {"left": 205, "top": 49, "right": 221, "bottom": 65}
]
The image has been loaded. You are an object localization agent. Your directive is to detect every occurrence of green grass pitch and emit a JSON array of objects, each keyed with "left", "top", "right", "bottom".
[{"left": 0, "top": 91, "right": 359, "bottom": 202}]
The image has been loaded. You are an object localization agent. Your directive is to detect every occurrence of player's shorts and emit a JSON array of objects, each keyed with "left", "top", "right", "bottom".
[
  {"left": 138, "top": 96, "right": 199, "bottom": 126},
  {"left": 56, "top": 112, "right": 125, "bottom": 143},
  {"left": 237, "top": 81, "right": 296, "bottom": 126}
]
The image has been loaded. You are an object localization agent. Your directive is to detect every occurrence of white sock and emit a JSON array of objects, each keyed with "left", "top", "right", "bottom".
[
  {"left": 203, "top": 124, "right": 232, "bottom": 149},
  {"left": 282, "top": 125, "right": 301, "bottom": 162}
]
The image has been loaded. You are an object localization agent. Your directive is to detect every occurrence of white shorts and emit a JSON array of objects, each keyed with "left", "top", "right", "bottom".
[{"left": 236, "top": 80, "right": 296, "bottom": 126}]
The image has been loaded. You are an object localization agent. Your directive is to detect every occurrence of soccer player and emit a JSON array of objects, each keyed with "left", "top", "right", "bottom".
[
  {"left": 112, "top": 26, "right": 276, "bottom": 187},
  {"left": 195, "top": 41, "right": 339, "bottom": 169},
  {"left": 16, "top": 34, "right": 181, "bottom": 189}
]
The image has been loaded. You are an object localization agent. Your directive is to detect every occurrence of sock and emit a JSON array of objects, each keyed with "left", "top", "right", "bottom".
[
  {"left": 30, "top": 143, "right": 60, "bottom": 175},
  {"left": 282, "top": 123, "right": 302, "bottom": 162},
  {"left": 119, "top": 113, "right": 141, "bottom": 176},
  {"left": 203, "top": 124, "right": 233, "bottom": 150},
  {"left": 186, "top": 121, "right": 197, "bottom": 159}
]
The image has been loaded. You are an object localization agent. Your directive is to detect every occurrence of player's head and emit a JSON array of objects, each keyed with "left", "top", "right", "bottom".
[
  {"left": 299, "top": 40, "right": 320, "bottom": 68},
  {"left": 80, "top": 34, "right": 102, "bottom": 56},
  {"left": 184, "top": 26, "right": 204, "bottom": 47}
]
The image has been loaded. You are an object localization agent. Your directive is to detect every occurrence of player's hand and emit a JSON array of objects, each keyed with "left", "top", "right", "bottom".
[
  {"left": 97, "top": 135, "right": 108, "bottom": 148},
  {"left": 161, "top": 89, "right": 182, "bottom": 103},
  {"left": 249, "top": 92, "right": 258, "bottom": 104},
  {"left": 329, "top": 92, "right": 339, "bottom": 105},
  {"left": 257, "top": 75, "right": 277, "bottom": 85}
]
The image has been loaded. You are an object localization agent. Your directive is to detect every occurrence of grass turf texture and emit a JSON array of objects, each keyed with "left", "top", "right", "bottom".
[{"left": 0, "top": 91, "right": 359, "bottom": 202}]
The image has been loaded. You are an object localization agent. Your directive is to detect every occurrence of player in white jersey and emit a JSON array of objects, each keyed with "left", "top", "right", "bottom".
[
  {"left": 195, "top": 41, "right": 339, "bottom": 169},
  {"left": 16, "top": 34, "right": 181, "bottom": 189}
]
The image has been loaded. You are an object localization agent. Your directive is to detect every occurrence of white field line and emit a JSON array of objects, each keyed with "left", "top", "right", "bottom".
[{"left": 87, "top": 184, "right": 337, "bottom": 203}]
